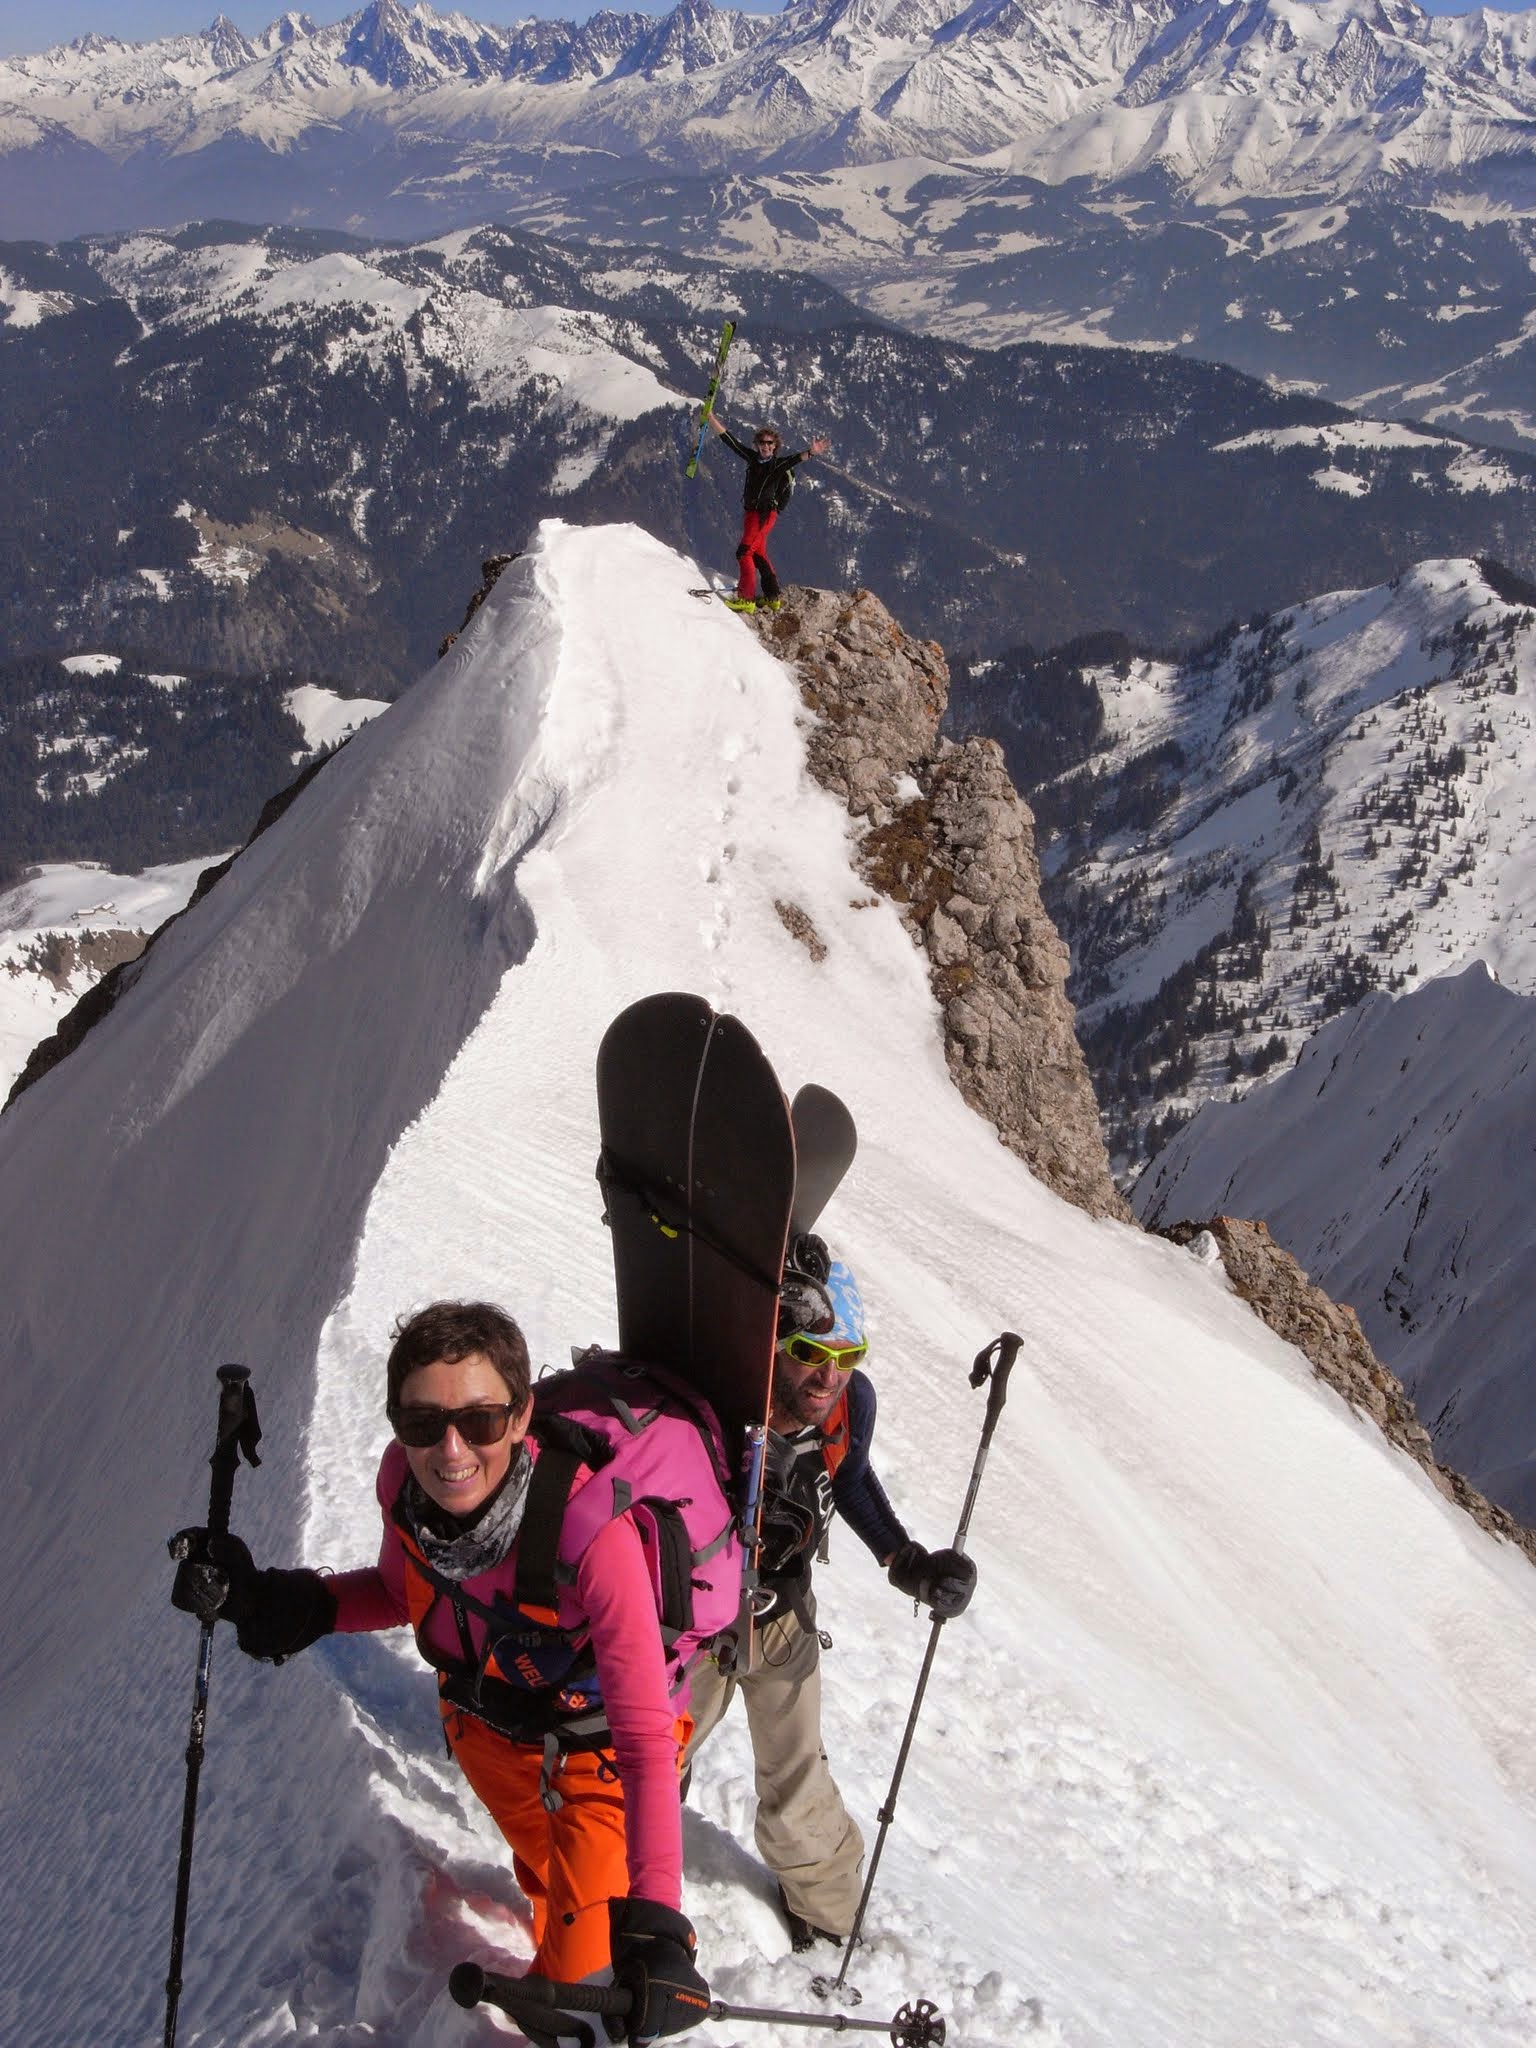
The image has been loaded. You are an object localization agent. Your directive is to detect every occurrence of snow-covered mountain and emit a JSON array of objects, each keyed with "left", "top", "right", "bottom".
[
  {"left": 5, "top": 0, "right": 1535, "bottom": 192},
  {"left": 1135, "top": 961, "right": 1536, "bottom": 1522},
  {"left": 983, "top": 554, "right": 1536, "bottom": 1165},
  {"left": 4, "top": 2, "right": 1536, "bottom": 445},
  {"left": 8, "top": 220, "right": 1536, "bottom": 690},
  {"left": 5, "top": 519, "right": 1536, "bottom": 2048}
]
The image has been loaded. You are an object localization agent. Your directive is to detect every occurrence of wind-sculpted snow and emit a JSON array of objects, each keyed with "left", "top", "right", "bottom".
[{"left": 3, "top": 525, "right": 1536, "bottom": 2046}]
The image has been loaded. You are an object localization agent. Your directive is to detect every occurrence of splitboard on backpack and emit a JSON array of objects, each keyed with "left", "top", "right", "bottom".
[
  {"left": 789, "top": 1083, "right": 857, "bottom": 1238},
  {"left": 592, "top": 998, "right": 863, "bottom": 1666},
  {"left": 595, "top": 993, "right": 796, "bottom": 1454}
]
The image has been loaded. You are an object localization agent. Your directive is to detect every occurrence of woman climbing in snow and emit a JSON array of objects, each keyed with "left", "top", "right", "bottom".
[
  {"left": 708, "top": 414, "right": 830, "bottom": 613},
  {"left": 170, "top": 1299, "right": 708, "bottom": 2039}
]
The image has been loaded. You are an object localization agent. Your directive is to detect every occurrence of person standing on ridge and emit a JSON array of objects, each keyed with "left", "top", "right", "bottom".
[
  {"left": 707, "top": 414, "right": 830, "bottom": 614},
  {"left": 169, "top": 1300, "right": 710, "bottom": 2040},
  {"left": 683, "top": 1239, "right": 978, "bottom": 1953}
]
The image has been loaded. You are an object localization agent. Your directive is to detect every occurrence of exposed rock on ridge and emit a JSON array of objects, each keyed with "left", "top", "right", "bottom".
[
  {"left": 757, "top": 584, "right": 1128, "bottom": 1221},
  {"left": 1159, "top": 1217, "right": 1536, "bottom": 1571}
]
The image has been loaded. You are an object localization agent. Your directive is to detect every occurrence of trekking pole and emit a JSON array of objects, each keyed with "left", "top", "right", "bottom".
[
  {"left": 163, "top": 1364, "right": 262, "bottom": 2048},
  {"left": 824, "top": 1331, "right": 1022, "bottom": 1998},
  {"left": 449, "top": 1964, "right": 946, "bottom": 2046}
]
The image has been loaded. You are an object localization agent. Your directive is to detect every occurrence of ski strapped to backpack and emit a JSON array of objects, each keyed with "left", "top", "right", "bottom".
[{"left": 392, "top": 1352, "right": 743, "bottom": 1765}]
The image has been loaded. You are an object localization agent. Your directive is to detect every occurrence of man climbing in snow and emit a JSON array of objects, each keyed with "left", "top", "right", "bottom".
[
  {"left": 683, "top": 1237, "right": 977, "bottom": 1953},
  {"left": 707, "top": 414, "right": 830, "bottom": 614}
]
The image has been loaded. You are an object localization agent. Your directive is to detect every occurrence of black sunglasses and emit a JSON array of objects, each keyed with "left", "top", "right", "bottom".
[{"left": 387, "top": 1401, "right": 519, "bottom": 1449}]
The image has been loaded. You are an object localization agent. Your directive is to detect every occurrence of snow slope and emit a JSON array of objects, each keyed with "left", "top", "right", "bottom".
[
  {"left": 3, "top": 522, "right": 1536, "bottom": 2047},
  {"left": 1042, "top": 556, "right": 1536, "bottom": 1161},
  {"left": 1135, "top": 961, "right": 1536, "bottom": 1520}
]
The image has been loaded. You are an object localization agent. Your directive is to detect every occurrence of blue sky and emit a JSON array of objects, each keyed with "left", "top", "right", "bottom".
[{"left": 0, "top": 0, "right": 1523, "bottom": 64}]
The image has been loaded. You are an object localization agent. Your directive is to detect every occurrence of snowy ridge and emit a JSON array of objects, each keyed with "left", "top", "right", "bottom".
[
  {"left": 1135, "top": 961, "right": 1536, "bottom": 1522},
  {"left": 3, "top": 525, "right": 1536, "bottom": 2045}
]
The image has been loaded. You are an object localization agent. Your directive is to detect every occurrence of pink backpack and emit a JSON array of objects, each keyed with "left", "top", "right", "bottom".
[{"left": 520, "top": 1351, "right": 743, "bottom": 1701}]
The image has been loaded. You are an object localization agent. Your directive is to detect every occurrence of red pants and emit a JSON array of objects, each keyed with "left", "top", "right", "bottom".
[
  {"left": 735, "top": 507, "right": 779, "bottom": 601},
  {"left": 444, "top": 1706, "right": 690, "bottom": 1983}
]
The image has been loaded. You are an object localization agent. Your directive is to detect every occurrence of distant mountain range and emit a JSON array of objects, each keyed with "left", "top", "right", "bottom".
[
  {"left": 8, "top": 220, "right": 1536, "bottom": 695},
  {"left": 5, "top": 0, "right": 1534, "bottom": 194},
  {"left": 1135, "top": 962, "right": 1536, "bottom": 1522},
  {"left": 3, "top": 1, "right": 1535, "bottom": 448}
]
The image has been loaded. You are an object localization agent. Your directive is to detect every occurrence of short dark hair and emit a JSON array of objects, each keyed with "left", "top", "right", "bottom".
[{"left": 386, "top": 1300, "right": 532, "bottom": 1409}]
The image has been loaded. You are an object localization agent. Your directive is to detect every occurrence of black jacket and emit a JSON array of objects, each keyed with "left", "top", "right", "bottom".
[
  {"left": 756, "top": 1370, "right": 908, "bottom": 1626},
  {"left": 721, "top": 429, "right": 809, "bottom": 514}
]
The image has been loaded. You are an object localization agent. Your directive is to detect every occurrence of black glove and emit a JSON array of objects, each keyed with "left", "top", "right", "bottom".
[
  {"left": 887, "top": 1540, "right": 977, "bottom": 1619},
  {"left": 169, "top": 1528, "right": 337, "bottom": 1664},
  {"left": 607, "top": 1899, "right": 710, "bottom": 2045}
]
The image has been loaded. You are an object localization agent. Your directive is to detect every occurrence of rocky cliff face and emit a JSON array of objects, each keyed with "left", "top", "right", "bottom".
[
  {"left": 756, "top": 584, "right": 1128, "bottom": 1221},
  {"left": 1158, "top": 1217, "right": 1536, "bottom": 1570}
]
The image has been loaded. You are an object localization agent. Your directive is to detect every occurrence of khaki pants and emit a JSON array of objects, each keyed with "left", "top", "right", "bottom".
[{"left": 685, "top": 1593, "right": 865, "bottom": 1936}]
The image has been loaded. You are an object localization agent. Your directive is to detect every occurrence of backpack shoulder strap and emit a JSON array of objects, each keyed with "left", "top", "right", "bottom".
[
  {"left": 819, "top": 1387, "right": 852, "bottom": 1475},
  {"left": 514, "top": 1426, "right": 589, "bottom": 1620}
]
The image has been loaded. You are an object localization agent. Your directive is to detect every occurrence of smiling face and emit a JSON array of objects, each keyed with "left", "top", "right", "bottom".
[
  {"left": 395, "top": 1350, "right": 533, "bottom": 1518},
  {"left": 769, "top": 1345, "right": 846, "bottom": 1432}
]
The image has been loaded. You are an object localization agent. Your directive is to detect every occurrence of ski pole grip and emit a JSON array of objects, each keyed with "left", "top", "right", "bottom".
[
  {"left": 969, "top": 1331, "right": 1021, "bottom": 1443},
  {"left": 449, "top": 1963, "right": 632, "bottom": 2015},
  {"left": 205, "top": 1364, "right": 259, "bottom": 1539}
]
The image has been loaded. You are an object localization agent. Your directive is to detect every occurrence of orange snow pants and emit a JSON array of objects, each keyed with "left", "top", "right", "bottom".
[{"left": 444, "top": 1706, "right": 691, "bottom": 1983}]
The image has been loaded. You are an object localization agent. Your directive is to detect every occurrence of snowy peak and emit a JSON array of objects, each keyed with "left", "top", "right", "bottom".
[
  {"left": 1123, "top": 0, "right": 1435, "bottom": 113},
  {"left": 6, "top": 0, "right": 1536, "bottom": 192},
  {"left": 337, "top": 0, "right": 503, "bottom": 89}
]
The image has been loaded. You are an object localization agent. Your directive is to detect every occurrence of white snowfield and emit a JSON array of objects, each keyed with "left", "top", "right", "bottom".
[{"left": 2, "top": 524, "right": 1536, "bottom": 2048}]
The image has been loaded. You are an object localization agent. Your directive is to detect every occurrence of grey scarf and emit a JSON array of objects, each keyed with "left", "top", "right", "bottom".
[{"left": 402, "top": 1442, "right": 534, "bottom": 1583}]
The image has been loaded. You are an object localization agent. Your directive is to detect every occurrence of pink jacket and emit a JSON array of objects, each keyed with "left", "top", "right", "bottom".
[{"left": 328, "top": 1439, "right": 684, "bottom": 1908}]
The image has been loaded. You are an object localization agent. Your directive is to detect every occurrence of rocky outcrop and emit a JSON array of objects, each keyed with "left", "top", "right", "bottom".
[
  {"left": 756, "top": 585, "right": 1128, "bottom": 1221},
  {"left": 439, "top": 553, "right": 519, "bottom": 658},
  {"left": 9, "top": 927, "right": 147, "bottom": 994},
  {"left": 1159, "top": 1217, "right": 1536, "bottom": 1570}
]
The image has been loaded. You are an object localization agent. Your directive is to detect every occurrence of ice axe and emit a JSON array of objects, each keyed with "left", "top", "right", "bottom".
[{"left": 819, "top": 1330, "right": 1021, "bottom": 2000}]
